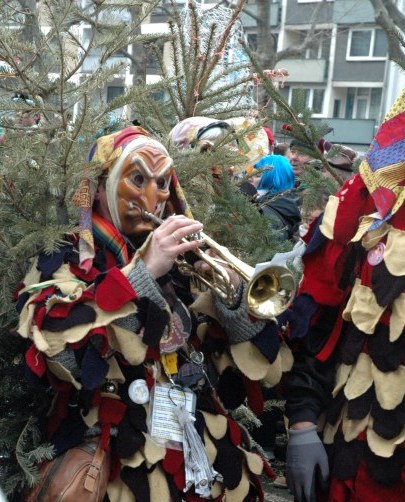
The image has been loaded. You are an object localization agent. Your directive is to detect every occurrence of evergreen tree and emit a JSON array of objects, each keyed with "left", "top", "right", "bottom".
[{"left": 0, "top": 0, "right": 337, "bottom": 497}]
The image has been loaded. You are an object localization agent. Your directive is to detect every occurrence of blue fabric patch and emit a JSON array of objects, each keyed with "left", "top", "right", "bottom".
[
  {"left": 251, "top": 322, "right": 280, "bottom": 363},
  {"left": 277, "top": 294, "right": 317, "bottom": 340},
  {"left": 81, "top": 343, "right": 109, "bottom": 390}
]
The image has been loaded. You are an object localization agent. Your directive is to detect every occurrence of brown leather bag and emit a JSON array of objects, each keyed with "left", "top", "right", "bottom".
[{"left": 24, "top": 437, "right": 110, "bottom": 502}]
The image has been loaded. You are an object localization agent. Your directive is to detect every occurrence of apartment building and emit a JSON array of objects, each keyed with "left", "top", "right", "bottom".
[
  {"left": 145, "top": 0, "right": 404, "bottom": 147},
  {"left": 243, "top": 0, "right": 404, "bottom": 146}
]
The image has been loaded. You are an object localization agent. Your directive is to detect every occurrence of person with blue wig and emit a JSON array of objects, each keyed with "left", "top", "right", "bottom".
[
  {"left": 254, "top": 154, "right": 295, "bottom": 195},
  {"left": 251, "top": 154, "right": 301, "bottom": 241}
]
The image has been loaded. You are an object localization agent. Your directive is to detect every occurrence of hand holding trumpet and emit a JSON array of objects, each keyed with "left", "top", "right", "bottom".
[{"left": 142, "top": 214, "right": 204, "bottom": 279}]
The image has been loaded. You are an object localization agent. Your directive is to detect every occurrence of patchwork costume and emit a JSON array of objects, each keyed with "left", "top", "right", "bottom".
[
  {"left": 284, "top": 91, "right": 405, "bottom": 501},
  {"left": 17, "top": 127, "right": 290, "bottom": 501}
]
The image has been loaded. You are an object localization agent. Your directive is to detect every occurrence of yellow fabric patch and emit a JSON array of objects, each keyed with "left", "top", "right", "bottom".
[
  {"left": 343, "top": 353, "right": 373, "bottom": 400},
  {"left": 390, "top": 294, "right": 405, "bottom": 342},
  {"left": 39, "top": 301, "right": 136, "bottom": 356},
  {"left": 142, "top": 433, "right": 166, "bottom": 464},
  {"left": 371, "top": 362, "right": 405, "bottom": 410},
  {"left": 342, "top": 280, "right": 384, "bottom": 334},
  {"left": 108, "top": 324, "right": 147, "bottom": 366},
  {"left": 106, "top": 356, "right": 125, "bottom": 384},
  {"left": 342, "top": 412, "right": 370, "bottom": 443},
  {"left": 332, "top": 363, "right": 352, "bottom": 398},
  {"left": 18, "top": 294, "right": 41, "bottom": 338},
  {"left": 319, "top": 195, "right": 339, "bottom": 239},
  {"left": 20, "top": 257, "right": 40, "bottom": 288},
  {"left": 189, "top": 291, "right": 218, "bottom": 321},
  {"left": 32, "top": 325, "right": 50, "bottom": 352},
  {"left": 148, "top": 464, "right": 171, "bottom": 502},
  {"left": 280, "top": 342, "right": 293, "bottom": 372},
  {"left": 224, "top": 465, "right": 249, "bottom": 502},
  {"left": 384, "top": 228, "right": 405, "bottom": 276},
  {"left": 51, "top": 264, "right": 88, "bottom": 296},
  {"left": 120, "top": 451, "right": 144, "bottom": 468},
  {"left": 361, "top": 222, "right": 390, "bottom": 250},
  {"left": 210, "top": 481, "right": 224, "bottom": 498},
  {"left": 201, "top": 411, "right": 228, "bottom": 440},
  {"left": 107, "top": 475, "right": 135, "bottom": 502},
  {"left": 230, "top": 341, "right": 270, "bottom": 381},
  {"left": 241, "top": 448, "right": 263, "bottom": 475},
  {"left": 262, "top": 353, "right": 282, "bottom": 387},
  {"left": 367, "top": 417, "right": 405, "bottom": 458}
]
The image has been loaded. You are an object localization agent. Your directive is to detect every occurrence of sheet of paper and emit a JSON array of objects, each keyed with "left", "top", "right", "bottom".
[{"left": 150, "top": 383, "right": 196, "bottom": 444}]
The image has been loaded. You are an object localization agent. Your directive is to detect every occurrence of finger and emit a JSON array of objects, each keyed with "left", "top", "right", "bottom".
[
  {"left": 175, "top": 240, "right": 203, "bottom": 256},
  {"left": 303, "top": 473, "right": 317, "bottom": 502}
]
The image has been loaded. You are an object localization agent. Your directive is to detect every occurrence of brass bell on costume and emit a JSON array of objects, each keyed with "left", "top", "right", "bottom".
[{"left": 142, "top": 211, "right": 296, "bottom": 319}]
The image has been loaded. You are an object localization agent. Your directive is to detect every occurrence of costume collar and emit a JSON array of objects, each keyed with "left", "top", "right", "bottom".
[{"left": 92, "top": 213, "right": 129, "bottom": 266}]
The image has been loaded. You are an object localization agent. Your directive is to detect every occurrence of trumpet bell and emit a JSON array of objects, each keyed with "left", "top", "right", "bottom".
[{"left": 247, "top": 265, "right": 296, "bottom": 319}]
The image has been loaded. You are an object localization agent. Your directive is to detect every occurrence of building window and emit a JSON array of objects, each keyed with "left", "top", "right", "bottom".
[
  {"left": 345, "top": 88, "right": 382, "bottom": 120},
  {"left": 291, "top": 87, "right": 325, "bottom": 115},
  {"left": 347, "top": 29, "right": 387, "bottom": 60},
  {"left": 107, "top": 86, "right": 125, "bottom": 102}
]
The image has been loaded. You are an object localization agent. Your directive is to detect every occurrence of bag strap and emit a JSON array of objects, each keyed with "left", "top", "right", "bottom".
[{"left": 84, "top": 441, "right": 106, "bottom": 493}]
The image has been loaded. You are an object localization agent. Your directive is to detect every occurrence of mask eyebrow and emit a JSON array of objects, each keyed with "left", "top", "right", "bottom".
[{"left": 130, "top": 155, "right": 173, "bottom": 179}]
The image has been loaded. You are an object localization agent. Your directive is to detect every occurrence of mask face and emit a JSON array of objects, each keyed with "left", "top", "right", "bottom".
[{"left": 115, "top": 145, "right": 173, "bottom": 236}]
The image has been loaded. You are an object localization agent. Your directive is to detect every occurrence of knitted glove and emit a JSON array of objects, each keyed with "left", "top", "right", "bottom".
[{"left": 286, "top": 425, "right": 329, "bottom": 502}]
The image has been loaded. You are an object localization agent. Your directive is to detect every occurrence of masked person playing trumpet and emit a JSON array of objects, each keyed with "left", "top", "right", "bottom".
[{"left": 18, "top": 126, "right": 292, "bottom": 502}]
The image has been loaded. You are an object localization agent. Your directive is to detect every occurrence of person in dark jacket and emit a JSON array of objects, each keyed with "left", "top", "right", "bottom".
[{"left": 252, "top": 154, "right": 301, "bottom": 242}]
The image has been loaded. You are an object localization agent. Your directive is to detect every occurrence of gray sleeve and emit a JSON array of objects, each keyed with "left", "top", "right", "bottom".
[
  {"left": 114, "top": 259, "right": 167, "bottom": 332},
  {"left": 212, "top": 282, "right": 266, "bottom": 344}
]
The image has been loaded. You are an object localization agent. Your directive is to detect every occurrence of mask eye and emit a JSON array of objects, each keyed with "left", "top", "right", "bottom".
[
  {"left": 156, "top": 176, "right": 170, "bottom": 190},
  {"left": 131, "top": 172, "right": 145, "bottom": 188}
]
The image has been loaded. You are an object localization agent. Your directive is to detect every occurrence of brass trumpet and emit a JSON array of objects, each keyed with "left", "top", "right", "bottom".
[{"left": 142, "top": 211, "right": 296, "bottom": 319}]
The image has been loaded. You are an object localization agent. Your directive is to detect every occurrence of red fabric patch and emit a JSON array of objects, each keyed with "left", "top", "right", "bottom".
[
  {"left": 47, "top": 389, "right": 72, "bottom": 437},
  {"left": 242, "top": 376, "right": 264, "bottom": 415},
  {"left": 375, "top": 112, "right": 405, "bottom": 149},
  {"left": 13, "top": 281, "right": 25, "bottom": 301},
  {"left": 25, "top": 344, "right": 46, "bottom": 377},
  {"left": 95, "top": 267, "right": 136, "bottom": 311},
  {"left": 227, "top": 417, "right": 242, "bottom": 446},
  {"left": 326, "top": 460, "right": 405, "bottom": 502},
  {"left": 33, "top": 305, "right": 47, "bottom": 330},
  {"left": 173, "top": 460, "right": 186, "bottom": 490},
  {"left": 30, "top": 286, "right": 56, "bottom": 304},
  {"left": 372, "top": 186, "right": 396, "bottom": 218},
  {"left": 299, "top": 241, "right": 350, "bottom": 306},
  {"left": 98, "top": 397, "right": 127, "bottom": 450},
  {"left": 207, "top": 321, "right": 227, "bottom": 341},
  {"left": 162, "top": 448, "right": 184, "bottom": 475},
  {"left": 47, "top": 290, "right": 94, "bottom": 319},
  {"left": 333, "top": 175, "right": 371, "bottom": 245},
  {"left": 113, "top": 127, "right": 148, "bottom": 150},
  {"left": 145, "top": 346, "right": 160, "bottom": 361},
  {"left": 261, "top": 457, "right": 276, "bottom": 480},
  {"left": 69, "top": 263, "right": 99, "bottom": 282},
  {"left": 250, "top": 473, "right": 264, "bottom": 502}
]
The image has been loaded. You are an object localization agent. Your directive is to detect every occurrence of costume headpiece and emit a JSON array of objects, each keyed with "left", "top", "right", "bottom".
[
  {"left": 72, "top": 126, "right": 191, "bottom": 271},
  {"left": 169, "top": 116, "right": 269, "bottom": 168},
  {"left": 353, "top": 90, "right": 405, "bottom": 239}
]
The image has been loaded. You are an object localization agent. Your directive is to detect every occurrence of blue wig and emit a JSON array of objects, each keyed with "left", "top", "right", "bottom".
[{"left": 254, "top": 154, "right": 295, "bottom": 194}]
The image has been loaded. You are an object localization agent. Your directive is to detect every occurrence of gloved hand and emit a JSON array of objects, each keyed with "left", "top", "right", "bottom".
[{"left": 286, "top": 424, "right": 329, "bottom": 502}]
